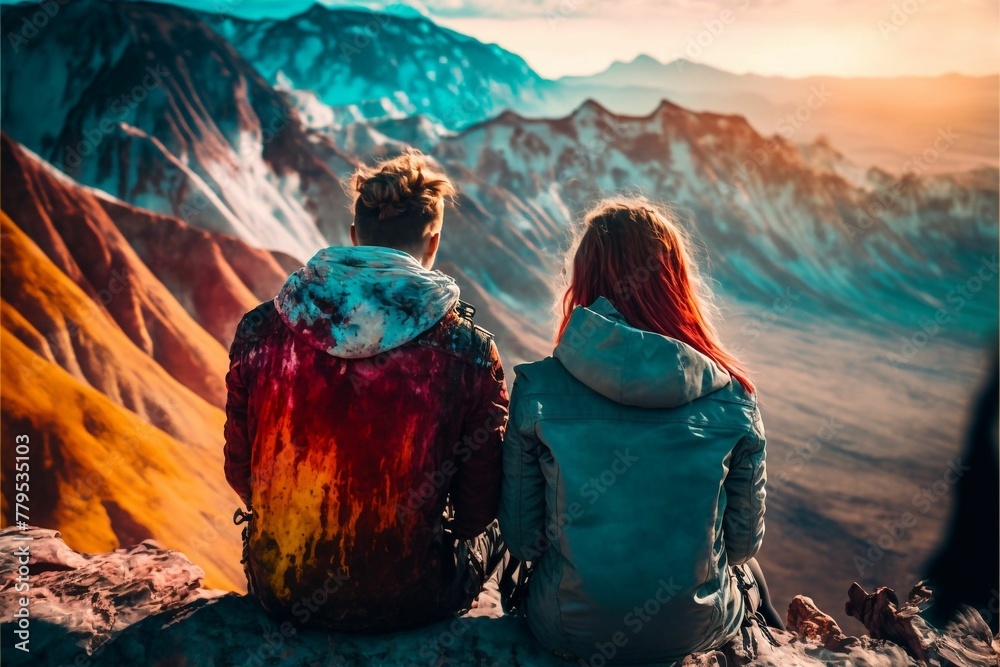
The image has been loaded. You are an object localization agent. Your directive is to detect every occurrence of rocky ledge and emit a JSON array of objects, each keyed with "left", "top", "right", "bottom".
[{"left": 1, "top": 527, "right": 996, "bottom": 666}]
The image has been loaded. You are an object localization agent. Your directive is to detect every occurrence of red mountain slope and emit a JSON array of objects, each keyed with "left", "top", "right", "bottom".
[{"left": 0, "top": 135, "right": 298, "bottom": 591}]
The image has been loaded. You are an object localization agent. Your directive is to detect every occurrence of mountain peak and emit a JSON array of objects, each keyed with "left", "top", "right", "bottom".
[
  {"left": 574, "top": 98, "right": 614, "bottom": 116},
  {"left": 382, "top": 3, "right": 431, "bottom": 19},
  {"left": 606, "top": 53, "right": 663, "bottom": 72},
  {"left": 661, "top": 58, "right": 728, "bottom": 75},
  {"left": 653, "top": 98, "right": 684, "bottom": 113},
  {"left": 287, "top": 2, "right": 429, "bottom": 24},
  {"left": 198, "top": 1, "right": 543, "bottom": 130},
  {"left": 629, "top": 53, "right": 662, "bottom": 66}
]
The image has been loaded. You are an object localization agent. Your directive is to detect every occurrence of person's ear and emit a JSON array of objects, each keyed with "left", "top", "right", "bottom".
[
  {"left": 350, "top": 224, "right": 358, "bottom": 247},
  {"left": 422, "top": 232, "right": 441, "bottom": 268}
]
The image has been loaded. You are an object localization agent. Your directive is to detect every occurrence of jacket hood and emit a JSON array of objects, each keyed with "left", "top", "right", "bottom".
[
  {"left": 274, "top": 245, "right": 460, "bottom": 358},
  {"left": 553, "top": 297, "right": 731, "bottom": 408}
]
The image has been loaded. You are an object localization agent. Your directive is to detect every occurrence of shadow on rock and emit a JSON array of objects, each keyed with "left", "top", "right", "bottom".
[{"left": 92, "top": 593, "right": 559, "bottom": 667}]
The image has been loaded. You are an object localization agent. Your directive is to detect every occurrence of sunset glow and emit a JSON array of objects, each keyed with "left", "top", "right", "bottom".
[
  {"left": 119, "top": 0, "right": 1000, "bottom": 79},
  {"left": 436, "top": 0, "right": 1000, "bottom": 79}
]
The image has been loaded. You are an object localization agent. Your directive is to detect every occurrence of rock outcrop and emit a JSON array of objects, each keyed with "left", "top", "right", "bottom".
[
  {"left": 0, "top": 527, "right": 224, "bottom": 665},
  {"left": 1, "top": 527, "right": 996, "bottom": 667}
]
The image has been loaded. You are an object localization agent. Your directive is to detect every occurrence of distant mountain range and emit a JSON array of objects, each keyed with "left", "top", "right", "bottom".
[
  {"left": 551, "top": 54, "right": 999, "bottom": 175},
  {"left": 433, "top": 99, "right": 997, "bottom": 332}
]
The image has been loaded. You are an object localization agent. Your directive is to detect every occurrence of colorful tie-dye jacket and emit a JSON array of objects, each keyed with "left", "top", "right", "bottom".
[{"left": 223, "top": 246, "right": 508, "bottom": 631}]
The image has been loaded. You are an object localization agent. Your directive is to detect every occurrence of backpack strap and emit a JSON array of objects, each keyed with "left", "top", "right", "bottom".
[
  {"left": 734, "top": 565, "right": 781, "bottom": 649},
  {"left": 233, "top": 300, "right": 282, "bottom": 351},
  {"left": 412, "top": 300, "right": 496, "bottom": 370}
]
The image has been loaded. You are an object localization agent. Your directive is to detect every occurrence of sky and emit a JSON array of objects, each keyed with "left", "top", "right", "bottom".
[
  {"left": 431, "top": 0, "right": 1000, "bottom": 79},
  {"left": 6, "top": 0, "right": 997, "bottom": 78}
]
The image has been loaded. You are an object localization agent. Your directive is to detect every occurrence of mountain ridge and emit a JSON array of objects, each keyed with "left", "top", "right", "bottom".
[
  {"left": 0, "top": 131, "right": 300, "bottom": 590},
  {"left": 564, "top": 53, "right": 1000, "bottom": 85},
  {"left": 199, "top": 0, "right": 545, "bottom": 129},
  {"left": 0, "top": 0, "right": 355, "bottom": 260}
]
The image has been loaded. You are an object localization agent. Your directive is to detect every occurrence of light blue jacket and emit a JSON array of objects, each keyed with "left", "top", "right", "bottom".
[{"left": 498, "top": 297, "right": 766, "bottom": 663}]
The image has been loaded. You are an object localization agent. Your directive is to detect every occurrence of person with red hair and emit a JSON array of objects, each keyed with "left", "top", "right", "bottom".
[{"left": 498, "top": 197, "right": 783, "bottom": 663}]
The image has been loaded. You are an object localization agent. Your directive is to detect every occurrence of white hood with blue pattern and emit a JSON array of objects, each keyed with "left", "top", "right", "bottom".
[{"left": 274, "top": 246, "right": 460, "bottom": 359}]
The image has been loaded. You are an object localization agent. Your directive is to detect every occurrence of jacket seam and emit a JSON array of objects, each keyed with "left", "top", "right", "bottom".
[
  {"left": 744, "top": 432, "right": 764, "bottom": 561},
  {"left": 734, "top": 445, "right": 753, "bottom": 563},
  {"left": 515, "top": 389, "right": 756, "bottom": 408},
  {"left": 519, "top": 416, "right": 755, "bottom": 432},
  {"left": 410, "top": 342, "right": 490, "bottom": 368},
  {"left": 514, "top": 420, "right": 526, "bottom": 556},
  {"left": 550, "top": 462, "right": 569, "bottom": 647},
  {"left": 618, "top": 333, "right": 630, "bottom": 404},
  {"left": 410, "top": 318, "right": 493, "bottom": 369},
  {"left": 728, "top": 435, "right": 762, "bottom": 563}
]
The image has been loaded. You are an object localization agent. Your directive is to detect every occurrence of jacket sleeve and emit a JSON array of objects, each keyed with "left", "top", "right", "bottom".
[
  {"left": 723, "top": 408, "right": 767, "bottom": 565},
  {"left": 449, "top": 338, "right": 509, "bottom": 539},
  {"left": 497, "top": 376, "right": 547, "bottom": 561},
  {"left": 223, "top": 332, "right": 252, "bottom": 507}
]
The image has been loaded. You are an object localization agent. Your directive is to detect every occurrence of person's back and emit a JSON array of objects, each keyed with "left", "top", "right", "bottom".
[
  {"left": 223, "top": 154, "right": 509, "bottom": 631},
  {"left": 501, "top": 298, "right": 762, "bottom": 661},
  {"left": 499, "top": 198, "right": 776, "bottom": 663}
]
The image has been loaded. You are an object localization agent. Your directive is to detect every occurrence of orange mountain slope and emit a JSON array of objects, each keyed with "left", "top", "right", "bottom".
[
  {"left": 0, "top": 135, "right": 298, "bottom": 591},
  {"left": 0, "top": 133, "right": 228, "bottom": 405},
  {"left": 0, "top": 215, "right": 244, "bottom": 588},
  {"left": 1, "top": 213, "right": 225, "bottom": 458},
  {"left": 1, "top": 326, "right": 243, "bottom": 590}
]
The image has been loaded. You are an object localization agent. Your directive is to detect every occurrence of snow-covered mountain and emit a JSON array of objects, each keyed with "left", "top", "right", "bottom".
[
  {"left": 0, "top": 0, "right": 355, "bottom": 260},
  {"left": 200, "top": 3, "right": 546, "bottom": 130},
  {"left": 192, "top": 3, "right": 1000, "bottom": 177},
  {"left": 422, "top": 100, "right": 998, "bottom": 334}
]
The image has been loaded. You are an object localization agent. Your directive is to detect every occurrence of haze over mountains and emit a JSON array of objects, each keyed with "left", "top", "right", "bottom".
[
  {"left": 432, "top": 99, "right": 996, "bottom": 331},
  {"left": 0, "top": 0, "right": 995, "bottom": 628},
  {"left": 553, "top": 55, "right": 998, "bottom": 175}
]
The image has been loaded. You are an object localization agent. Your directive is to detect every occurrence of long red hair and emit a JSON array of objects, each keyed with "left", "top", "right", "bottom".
[{"left": 557, "top": 198, "right": 755, "bottom": 394}]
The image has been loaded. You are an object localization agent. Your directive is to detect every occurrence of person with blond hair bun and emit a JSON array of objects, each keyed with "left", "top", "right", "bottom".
[{"left": 224, "top": 151, "right": 521, "bottom": 632}]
